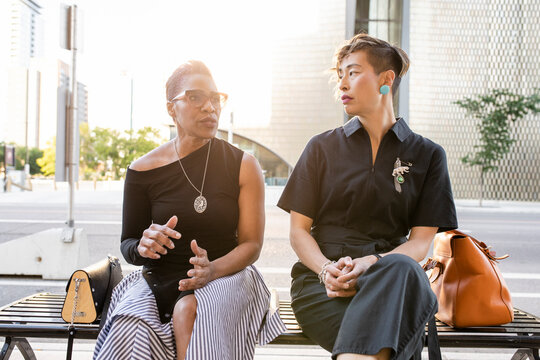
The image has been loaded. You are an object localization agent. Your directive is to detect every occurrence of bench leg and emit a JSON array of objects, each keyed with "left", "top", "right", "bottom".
[
  {"left": 0, "top": 337, "right": 36, "bottom": 360},
  {"left": 511, "top": 349, "right": 540, "bottom": 360},
  {"left": 66, "top": 328, "right": 75, "bottom": 360},
  {"left": 0, "top": 337, "right": 15, "bottom": 360},
  {"left": 14, "top": 338, "right": 36, "bottom": 360}
]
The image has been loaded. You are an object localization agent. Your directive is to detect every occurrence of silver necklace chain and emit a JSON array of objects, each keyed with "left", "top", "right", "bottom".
[{"left": 173, "top": 138, "right": 211, "bottom": 213}]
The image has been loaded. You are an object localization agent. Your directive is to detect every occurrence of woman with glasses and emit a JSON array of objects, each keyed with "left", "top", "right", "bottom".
[
  {"left": 94, "top": 60, "right": 285, "bottom": 360},
  {"left": 278, "top": 34, "right": 458, "bottom": 360}
]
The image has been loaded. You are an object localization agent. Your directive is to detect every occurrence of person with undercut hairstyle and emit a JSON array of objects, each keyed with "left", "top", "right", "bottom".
[
  {"left": 94, "top": 60, "right": 285, "bottom": 360},
  {"left": 278, "top": 34, "right": 458, "bottom": 360}
]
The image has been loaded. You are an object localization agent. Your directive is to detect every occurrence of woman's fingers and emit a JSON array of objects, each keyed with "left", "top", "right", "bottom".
[
  {"left": 326, "top": 287, "right": 357, "bottom": 298},
  {"left": 187, "top": 268, "right": 210, "bottom": 278},
  {"left": 325, "top": 264, "right": 342, "bottom": 277},
  {"left": 325, "top": 266, "right": 355, "bottom": 291},
  {"left": 179, "top": 278, "right": 200, "bottom": 291},
  {"left": 148, "top": 221, "right": 180, "bottom": 248},
  {"left": 147, "top": 230, "right": 175, "bottom": 251},
  {"left": 143, "top": 233, "right": 170, "bottom": 255},
  {"left": 158, "top": 219, "right": 181, "bottom": 244},
  {"left": 189, "top": 256, "right": 209, "bottom": 267},
  {"left": 337, "top": 270, "right": 359, "bottom": 283},
  {"left": 137, "top": 243, "right": 161, "bottom": 259},
  {"left": 337, "top": 256, "right": 374, "bottom": 283},
  {"left": 179, "top": 267, "right": 211, "bottom": 290},
  {"left": 165, "top": 215, "right": 178, "bottom": 230},
  {"left": 335, "top": 256, "right": 353, "bottom": 273},
  {"left": 190, "top": 239, "right": 208, "bottom": 259},
  {"left": 138, "top": 216, "right": 182, "bottom": 259}
]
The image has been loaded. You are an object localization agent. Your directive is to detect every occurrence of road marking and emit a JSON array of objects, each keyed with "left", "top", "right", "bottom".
[
  {"left": 502, "top": 273, "right": 540, "bottom": 279},
  {"left": 511, "top": 293, "right": 540, "bottom": 298},
  {"left": 0, "top": 279, "right": 65, "bottom": 287},
  {"left": 0, "top": 219, "right": 121, "bottom": 225}
]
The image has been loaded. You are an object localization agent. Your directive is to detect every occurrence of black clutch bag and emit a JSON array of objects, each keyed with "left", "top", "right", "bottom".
[{"left": 61, "top": 255, "right": 123, "bottom": 328}]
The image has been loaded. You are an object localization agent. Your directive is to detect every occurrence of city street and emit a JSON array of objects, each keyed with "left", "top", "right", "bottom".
[{"left": 0, "top": 184, "right": 539, "bottom": 359}]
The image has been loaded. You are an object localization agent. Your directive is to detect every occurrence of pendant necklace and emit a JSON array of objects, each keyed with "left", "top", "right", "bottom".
[{"left": 173, "top": 138, "right": 211, "bottom": 213}]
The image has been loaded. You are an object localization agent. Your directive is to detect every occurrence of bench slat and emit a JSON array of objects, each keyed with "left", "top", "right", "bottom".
[
  {"left": 2, "top": 311, "right": 62, "bottom": 317},
  {"left": 1, "top": 292, "right": 539, "bottom": 351},
  {"left": 0, "top": 316, "right": 66, "bottom": 323},
  {"left": 10, "top": 304, "right": 63, "bottom": 309}
]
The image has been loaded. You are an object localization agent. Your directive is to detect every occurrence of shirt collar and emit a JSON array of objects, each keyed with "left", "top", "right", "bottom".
[{"left": 343, "top": 116, "right": 412, "bottom": 142}]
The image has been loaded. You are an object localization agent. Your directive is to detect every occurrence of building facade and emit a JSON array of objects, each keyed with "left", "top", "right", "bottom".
[
  {"left": 230, "top": 0, "right": 540, "bottom": 201},
  {"left": 408, "top": 0, "right": 540, "bottom": 201},
  {"left": 1, "top": 0, "right": 43, "bottom": 148},
  {"left": 230, "top": 0, "right": 346, "bottom": 177},
  {"left": 1, "top": 0, "right": 88, "bottom": 152}
]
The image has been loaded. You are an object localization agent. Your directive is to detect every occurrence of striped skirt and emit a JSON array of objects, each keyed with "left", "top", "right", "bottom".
[{"left": 93, "top": 266, "right": 286, "bottom": 360}]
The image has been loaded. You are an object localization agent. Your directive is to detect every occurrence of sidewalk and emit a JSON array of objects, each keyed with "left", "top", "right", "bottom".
[
  {"left": 1, "top": 184, "right": 538, "bottom": 359},
  {"left": 0, "top": 339, "right": 520, "bottom": 359},
  {"left": 2, "top": 180, "right": 540, "bottom": 211}
]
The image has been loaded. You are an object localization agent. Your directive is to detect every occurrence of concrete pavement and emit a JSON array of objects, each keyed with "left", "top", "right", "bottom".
[{"left": 1, "top": 183, "right": 539, "bottom": 359}]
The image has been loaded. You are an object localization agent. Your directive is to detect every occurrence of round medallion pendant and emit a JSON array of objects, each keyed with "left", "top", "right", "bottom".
[
  {"left": 397, "top": 175, "right": 405, "bottom": 184},
  {"left": 194, "top": 195, "right": 207, "bottom": 213}
]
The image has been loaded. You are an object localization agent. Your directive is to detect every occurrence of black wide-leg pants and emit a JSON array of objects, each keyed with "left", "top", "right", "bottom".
[{"left": 290, "top": 254, "right": 437, "bottom": 360}]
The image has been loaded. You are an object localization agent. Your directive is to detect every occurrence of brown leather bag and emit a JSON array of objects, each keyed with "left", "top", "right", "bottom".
[{"left": 423, "top": 230, "right": 513, "bottom": 327}]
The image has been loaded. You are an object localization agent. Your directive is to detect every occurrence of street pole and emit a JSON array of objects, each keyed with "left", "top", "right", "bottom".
[
  {"left": 67, "top": 4, "right": 78, "bottom": 228},
  {"left": 228, "top": 112, "right": 234, "bottom": 144},
  {"left": 130, "top": 77, "right": 133, "bottom": 137},
  {"left": 25, "top": 69, "right": 29, "bottom": 168}
]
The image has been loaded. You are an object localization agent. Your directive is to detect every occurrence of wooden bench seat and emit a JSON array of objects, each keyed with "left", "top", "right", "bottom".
[{"left": 1, "top": 293, "right": 539, "bottom": 359}]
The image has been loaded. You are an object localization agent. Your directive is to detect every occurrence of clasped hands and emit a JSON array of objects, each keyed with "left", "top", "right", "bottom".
[
  {"left": 324, "top": 256, "right": 376, "bottom": 298},
  {"left": 137, "top": 215, "right": 214, "bottom": 291}
]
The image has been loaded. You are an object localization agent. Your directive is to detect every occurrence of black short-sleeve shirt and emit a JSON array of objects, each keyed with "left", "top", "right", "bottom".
[{"left": 277, "top": 117, "right": 458, "bottom": 249}]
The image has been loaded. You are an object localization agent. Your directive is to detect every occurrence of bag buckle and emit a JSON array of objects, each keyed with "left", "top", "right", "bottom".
[{"left": 423, "top": 258, "right": 444, "bottom": 283}]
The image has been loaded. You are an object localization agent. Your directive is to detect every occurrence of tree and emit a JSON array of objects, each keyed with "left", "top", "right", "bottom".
[
  {"left": 79, "top": 122, "right": 99, "bottom": 179},
  {"left": 79, "top": 126, "right": 165, "bottom": 180},
  {"left": 454, "top": 88, "right": 540, "bottom": 206},
  {"left": 36, "top": 139, "right": 56, "bottom": 176},
  {"left": 118, "top": 127, "right": 165, "bottom": 173},
  {"left": 0, "top": 142, "right": 5, "bottom": 169},
  {"left": 36, "top": 125, "right": 166, "bottom": 180},
  {"left": 14, "top": 146, "right": 44, "bottom": 175}
]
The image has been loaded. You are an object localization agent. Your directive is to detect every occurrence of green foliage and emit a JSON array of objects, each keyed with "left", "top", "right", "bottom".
[
  {"left": 36, "top": 139, "right": 56, "bottom": 176},
  {"left": 35, "top": 125, "right": 166, "bottom": 180},
  {"left": 454, "top": 89, "right": 540, "bottom": 174},
  {"left": 0, "top": 142, "right": 4, "bottom": 169},
  {"left": 79, "top": 125, "right": 166, "bottom": 180},
  {"left": 14, "top": 146, "right": 44, "bottom": 175},
  {"left": 1, "top": 142, "right": 43, "bottom": 175}
]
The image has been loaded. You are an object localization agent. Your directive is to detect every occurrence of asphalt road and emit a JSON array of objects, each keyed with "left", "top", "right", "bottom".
[{"left": 0, "top": 186, "right": 539, "bottom": 318}]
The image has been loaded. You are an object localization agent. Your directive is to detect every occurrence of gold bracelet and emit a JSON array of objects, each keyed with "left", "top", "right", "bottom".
[{"left": 318, "top": 260, "right": 335, "bottom": 284}]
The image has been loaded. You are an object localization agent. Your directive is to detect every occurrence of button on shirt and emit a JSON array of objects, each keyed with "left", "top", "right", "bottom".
[{"left": 277, "top": 117, "right": 458, "bottom": 248}]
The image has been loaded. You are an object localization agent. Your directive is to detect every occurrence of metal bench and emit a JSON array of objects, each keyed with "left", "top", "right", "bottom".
[{"left": 1, "top": 292, "right": 539, "bottom": 359}]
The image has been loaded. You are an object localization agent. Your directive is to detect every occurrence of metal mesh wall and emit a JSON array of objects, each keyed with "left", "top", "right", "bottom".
[{"left": 409, "top": 0, "right": 540, "bottom": 201}]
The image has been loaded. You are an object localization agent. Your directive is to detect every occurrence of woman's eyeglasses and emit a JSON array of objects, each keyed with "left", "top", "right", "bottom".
[{"left": 169, "top": 89, "right": 228, "bottom": 108}]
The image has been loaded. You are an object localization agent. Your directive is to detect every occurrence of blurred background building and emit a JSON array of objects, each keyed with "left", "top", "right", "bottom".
[
  {"left": 1, "top": 0, "right": 87, "bottom": 151},
  {"left": 1, "top": 0, "right": 539, "bottom": 200},
  {"left": 407, "top": 0, "right": 540, "bottom": 201},
  {"left": 230, "top": 0, "right": 540, "bottom": 200}
]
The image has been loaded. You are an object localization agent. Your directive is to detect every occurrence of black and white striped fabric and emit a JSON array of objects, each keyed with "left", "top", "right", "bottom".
[{"left": 93, "top": 265, "right": 285, "bottom": 360}]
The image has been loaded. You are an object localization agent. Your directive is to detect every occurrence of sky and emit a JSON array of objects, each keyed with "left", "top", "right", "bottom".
[{"left": 38, "top": 0, "right": 319, "bottom": 134}]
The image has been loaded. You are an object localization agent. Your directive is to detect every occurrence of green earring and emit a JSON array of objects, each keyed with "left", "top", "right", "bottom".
[{"left": 380, "top": 85, "right": 390, "bottom": 95}]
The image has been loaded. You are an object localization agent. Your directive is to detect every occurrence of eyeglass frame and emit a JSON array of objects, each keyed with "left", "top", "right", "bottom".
[{"left": 168, "top": 89, "right": 228, "bottom": 108}]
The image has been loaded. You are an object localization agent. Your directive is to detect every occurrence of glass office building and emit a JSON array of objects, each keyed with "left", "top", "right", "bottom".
[{"left": 230, "top": 0, "right": 540, "bottom": 201}]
